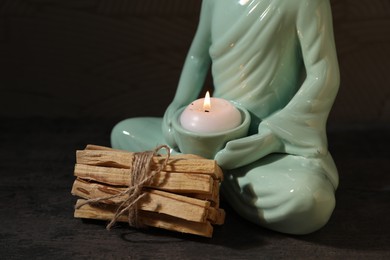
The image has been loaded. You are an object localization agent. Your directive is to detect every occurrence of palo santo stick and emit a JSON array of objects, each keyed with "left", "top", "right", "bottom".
[
  {"left": 85, "top": 144, "right": 123, "bottom": 151},
  {"left": 71, "top": 178, "right": 124, "bottom": 204},
  {"left": 142, "top": 190, "right": 209, "bottom": 224},
  {"left": 71, "top": 178, "right": 225, "bottom": 224},
  {"left": 188, "top": 177, "right": 220, "bottom": 207},
  {"left": 76, "top": 149, "right": 223, "bottom": 180},
  {"left": 74, "top": 164, "right": 214, "bottom": 194},
  {"left": 74, "top": 199, "right": 214, "bottom": 237},
  {"left": 72, "top": 173, "right": 219, "bottom": 207},
  {"left": 84, "top": 144, "right": 204, "bottom": 160},
  {"left": 141, "top": 210, "right": 214, "bottom": 237}
]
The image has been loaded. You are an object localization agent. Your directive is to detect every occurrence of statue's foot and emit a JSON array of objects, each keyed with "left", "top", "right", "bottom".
[{"left": 221, "top": 153, "right": 336, "bottom": 235}]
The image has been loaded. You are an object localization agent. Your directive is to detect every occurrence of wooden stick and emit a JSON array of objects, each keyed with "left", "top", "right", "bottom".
[
  {"left": 74, "top": 164, "right": 214, "bottom": 194},
  {"left": 74, "top": 199, "right": 214, "bottom": 237},
  {"left": 141, "top": 211, "right": 214, "bottom": 237},
  {"left": 84, "top": 144, "right": 205, "bottom": 160},
  {"left": 188, "top": 177, "right": 220, "bottom": 207},
  {"left": 76, "top": 149, "right": 223, "bottom": 180},
  {"left": 71, "top": 178, "right": 225, "bottom": 224},
  {"left": 72, "top": 178, "right": 124, "bottom": 204}
]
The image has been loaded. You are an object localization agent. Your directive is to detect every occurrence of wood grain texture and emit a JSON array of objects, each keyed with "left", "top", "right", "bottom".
[{"left": 0, "top": 0, "right": 389, "bottom": 124}]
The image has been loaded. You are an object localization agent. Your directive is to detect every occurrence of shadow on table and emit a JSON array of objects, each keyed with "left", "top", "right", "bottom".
[{"left": 115, "top": 178, "right": 389, "bottom": 252}]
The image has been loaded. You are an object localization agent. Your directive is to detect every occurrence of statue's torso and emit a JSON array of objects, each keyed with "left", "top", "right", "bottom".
[{"left": 208, "top": 0, "right": 303, "bottom": 120}]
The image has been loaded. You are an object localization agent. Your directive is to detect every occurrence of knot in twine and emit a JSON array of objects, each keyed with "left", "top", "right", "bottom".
[{"left": 76, "top": 145, "right": 170, "bottom": 230}]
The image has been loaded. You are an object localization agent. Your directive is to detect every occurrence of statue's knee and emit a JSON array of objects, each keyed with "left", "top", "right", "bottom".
[
  {"left": 111, "top": 118, "right": 133, "bottom": 149},
  {"left": 275, "top": 177, "right": 336, "bottom": 234},
  {"left": 111, "top": 117, "right": 164, "bottom": 151},
  {"left": 111, "top": 120, "right": 124, "bottom": 148},
  {"left": 111, "top": 118, "right": 147, "bottom": 150}
]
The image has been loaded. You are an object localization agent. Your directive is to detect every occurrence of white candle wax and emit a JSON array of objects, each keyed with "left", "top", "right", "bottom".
[{"left": 180, "top": 93, "right": 242, "bottom": 133}]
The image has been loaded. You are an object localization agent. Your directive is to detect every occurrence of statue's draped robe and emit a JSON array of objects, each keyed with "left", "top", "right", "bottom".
[{"left": 208, "top": 0, "right": 339, "bottom": 188}]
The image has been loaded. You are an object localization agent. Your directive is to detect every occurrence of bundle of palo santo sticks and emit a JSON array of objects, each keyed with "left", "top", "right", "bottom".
[{"left": 71, "top": 144, "right": 225, "bottom": 237}]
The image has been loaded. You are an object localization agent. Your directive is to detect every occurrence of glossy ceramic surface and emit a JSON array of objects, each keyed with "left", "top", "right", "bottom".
[{"left": 111, "top": 0, "right": 340, "bottom": 235}]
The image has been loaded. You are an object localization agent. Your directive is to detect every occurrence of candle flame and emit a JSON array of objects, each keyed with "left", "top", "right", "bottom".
[{"left": 203, "top": 91, "right": 211, "bottom": 111}]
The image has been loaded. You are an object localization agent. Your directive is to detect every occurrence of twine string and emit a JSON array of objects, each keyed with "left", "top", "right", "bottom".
[{"left": 75, "top": 145, "right": 171, "bottom": 230}]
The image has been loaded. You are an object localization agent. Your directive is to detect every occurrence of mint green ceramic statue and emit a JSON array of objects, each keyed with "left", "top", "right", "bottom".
[{"left": 111, "top": 0, "right": 340, "bottom": 235}]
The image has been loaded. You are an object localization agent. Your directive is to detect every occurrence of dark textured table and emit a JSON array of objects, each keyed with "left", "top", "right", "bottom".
[{"left": 1, "top": 118, "right": 389, "bottom": 259}]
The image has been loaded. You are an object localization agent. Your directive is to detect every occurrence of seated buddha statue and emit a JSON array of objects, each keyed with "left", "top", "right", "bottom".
[{"left": 111, "top": 0, "right": 340, "bottom": 234}]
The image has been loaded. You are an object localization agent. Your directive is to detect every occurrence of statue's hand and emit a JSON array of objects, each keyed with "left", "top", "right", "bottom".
[{"left": 214, "top": 127, "right": 283, "bottom": 169}]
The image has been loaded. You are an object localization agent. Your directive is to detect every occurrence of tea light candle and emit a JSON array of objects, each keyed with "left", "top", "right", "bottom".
[{"left": 180, "top": 91, "right": 242, "bottom": 133}]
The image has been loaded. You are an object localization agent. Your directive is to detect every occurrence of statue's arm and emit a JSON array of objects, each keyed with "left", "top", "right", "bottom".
[
  {"left": 263, "top": 0, "right": 340, "bottom": 156},
  {"left": 215, "top": 0, "right": 340, "bottom": 169},
  {"left": 162, "top": 0, "right": 213, "bottom": 147}
]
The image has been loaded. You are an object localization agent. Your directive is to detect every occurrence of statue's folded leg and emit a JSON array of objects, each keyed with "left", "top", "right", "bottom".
[
  {"left": 221, "top": 153, "right": 336, "bottom": 235},
  {"left": 111, "top": 117, "right": 168, "bottom": 152}
]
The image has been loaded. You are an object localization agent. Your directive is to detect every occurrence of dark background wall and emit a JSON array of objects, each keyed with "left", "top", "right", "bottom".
[{"left": 1, "top": 0, "right": 389, "bottom": 126}]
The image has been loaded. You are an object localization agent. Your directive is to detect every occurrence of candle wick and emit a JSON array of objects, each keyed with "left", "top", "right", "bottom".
[{"left": 205, "top": 110, "right": 209, "bottom": 113}]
